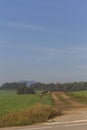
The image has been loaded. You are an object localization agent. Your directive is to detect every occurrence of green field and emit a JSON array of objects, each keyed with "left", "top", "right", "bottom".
[
  {"left": 0, "top": 90, "right": 54, "bottom": 115},
  {"left": 71, "top": 90, "right": 87, "bottom": 97},
  {"left": 0, "top": 90, "right": 59, "bottom": 127},
  {"left": 0, "top": 90, "right": 16, "bottom": 96},
  {"left": 68, "top": 90, "right": 87, "bottom": 104},
  {"left": 70, "top": 90, "right": 87, "bottom": 98}
]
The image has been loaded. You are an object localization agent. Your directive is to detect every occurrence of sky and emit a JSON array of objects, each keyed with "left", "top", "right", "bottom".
[{"left": 0, "top": 0, "right": 87, "bottom": 84}]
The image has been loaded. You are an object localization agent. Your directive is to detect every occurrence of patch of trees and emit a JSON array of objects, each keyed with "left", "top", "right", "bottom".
[{"left": 17, "top": 87, "right": 36, "bottom": 94}]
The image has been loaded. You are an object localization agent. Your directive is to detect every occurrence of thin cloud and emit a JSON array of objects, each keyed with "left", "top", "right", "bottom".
[
  {"left": 1, "top": 43, "right": 87, "bottom": 54},
  {"left": 1, "top": 44, "right": 87, "bottom": 61},
  {"left": 0, "top": 21, "right": 48, "bottom": 31}
]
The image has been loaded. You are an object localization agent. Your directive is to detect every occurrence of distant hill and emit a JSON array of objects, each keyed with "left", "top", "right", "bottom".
[{"left": 18, "top": 80, "right": 36, "bottom": 87}]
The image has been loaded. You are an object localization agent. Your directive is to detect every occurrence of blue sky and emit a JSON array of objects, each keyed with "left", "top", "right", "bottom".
[{"left": 0, "top": 0, "right": 87, "bottom": 84}]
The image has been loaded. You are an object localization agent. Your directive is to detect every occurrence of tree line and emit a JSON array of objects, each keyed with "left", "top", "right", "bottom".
[
  {"left": 0, "top": 82, "right": 36, "bottom": 94},
  {"left": 1, "top": 81, "right": 87, "bottom": 93},
  {"left": 30, "top": 81, "right": 87, "bottom": 92}
]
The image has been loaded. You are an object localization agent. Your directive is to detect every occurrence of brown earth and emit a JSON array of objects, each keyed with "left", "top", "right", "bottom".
[
  {"left": 50, "top": 92, "right": 86, "bottom": 110},
  {"left": 48, "top": 92, "right": 87, "bottom": 123}
]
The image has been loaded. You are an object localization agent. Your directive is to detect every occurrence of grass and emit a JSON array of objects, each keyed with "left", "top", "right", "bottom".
[
  {"left": 0, "top": 93, "right": 40, "bottom": 115},
  {"left": 0, "top": 91, "right": 55, "bottom": 115},
  {"left": 0, "top": 104, "right": 60, "bottom": 127},
  {"left": 68, "top": 90, "right": 87, "bottom": 104},
  {"left": 56, "top": 93, "right": 70, "bottom": 105},
  {"left": 0, "top": 90, "right": 61, "bottom": 127},
  {"left": 70, "top": 90, "right": 87, "bottom": 97},
  {"left": 0, "top": 90, "right": 16, "bottom": 96},
  {"left": 40, "top": 94, "right": 55, "bottom": 106}
]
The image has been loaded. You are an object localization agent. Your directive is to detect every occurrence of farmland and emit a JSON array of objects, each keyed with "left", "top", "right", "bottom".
[
  {"left": 0, "top": 90, "right": 87, "bottom": 127},
  {"left": 0, "top": 90, "right": 60, "bottom": 127},
  {"left": 0, "top": 90, "right": 55, "bottom": 115},
  {"left": 70, "top": 90, "right": 87, "bottom": 98},
  {"left": 68, "top": 90, "right": 87, "bottom": 104}
]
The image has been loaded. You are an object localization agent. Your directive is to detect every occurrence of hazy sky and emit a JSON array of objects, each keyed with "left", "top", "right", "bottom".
[{"left": 0, "top": 0, "right": 87, "bottom": 84}]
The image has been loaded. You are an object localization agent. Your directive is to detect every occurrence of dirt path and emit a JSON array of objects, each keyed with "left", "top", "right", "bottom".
[
  {"left": 48, "top": 108, "right": 87, "bottom": 123},
  {"left": 61, "top": 92, "right": 84, "bottom": 108},
  {"left": 50, "top": 92, "right": 62, "bottom": 105},
  {"left": 48, "top": 92, "right": 87, "bottom": 124},
  {"left": 50, "top": 92, "right": 86, "bottom": 110}
]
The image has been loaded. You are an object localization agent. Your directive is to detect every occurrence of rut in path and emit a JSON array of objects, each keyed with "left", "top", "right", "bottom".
[
  {"left": 50, "top": 92, "right": 85, "bottom": 110},
  {"left": 51, "top": 92, "right": 62, "bottom": 106},
  {"left": 60, "top": 92, "right": 84, "bottom": 108}
]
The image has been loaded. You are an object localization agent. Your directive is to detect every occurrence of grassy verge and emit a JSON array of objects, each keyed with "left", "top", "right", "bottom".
[
  {"left": 0, "top": 103, "right": 61, "bottom": 127},
  {"left": 40, "top": 93, "right": 55, "bottom": 106}
]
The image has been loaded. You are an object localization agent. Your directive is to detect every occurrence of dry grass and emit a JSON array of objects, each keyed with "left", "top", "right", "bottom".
[
  {"left": 0, "top": 103, "right": 62, "bottom": 127},
  {"left": 0, "top": 91, "right": 62, "bottom": 127}
]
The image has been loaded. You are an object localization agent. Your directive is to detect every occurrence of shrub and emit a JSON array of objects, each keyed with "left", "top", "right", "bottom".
[{"left": 17, "top": 87, "right": 36, "bottom": 94}]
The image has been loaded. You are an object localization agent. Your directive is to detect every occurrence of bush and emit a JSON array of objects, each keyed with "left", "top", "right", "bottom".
[
  {"left": 17, "top": 87, "right": 36, "bottom": 94},
  {"left": 41, "top": 91, "right": 48, "bottom": 95}
]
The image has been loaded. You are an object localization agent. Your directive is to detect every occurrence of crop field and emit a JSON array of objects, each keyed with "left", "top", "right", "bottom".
[
  {"left": 0, "top": 90, "right": 60, "bottom": 127},
  {"left": 70, "top": 90, "right": 87, "bottom": 97},
  {"left": 68, "top": 90, "right": 87, "bottom": 99},
  {"left": 0, "top": 90, "right": 55, "bottom": 115},
  {"left": 68, "top": 90, "right": 87, "bottom": 104},
  {"left": 0, "top": 90, "right": 16, "bottom": 96},
  {"left": 1, "top": 90, "right": 86, "bottom": 127}
]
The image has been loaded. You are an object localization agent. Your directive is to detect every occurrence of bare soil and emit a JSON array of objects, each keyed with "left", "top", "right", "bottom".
[
  {"left": 50, "top": 92, "right": 87, "bottom": 110},
  {"left": 48, "top": 92, "right": 87, "bottom": 123}
]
